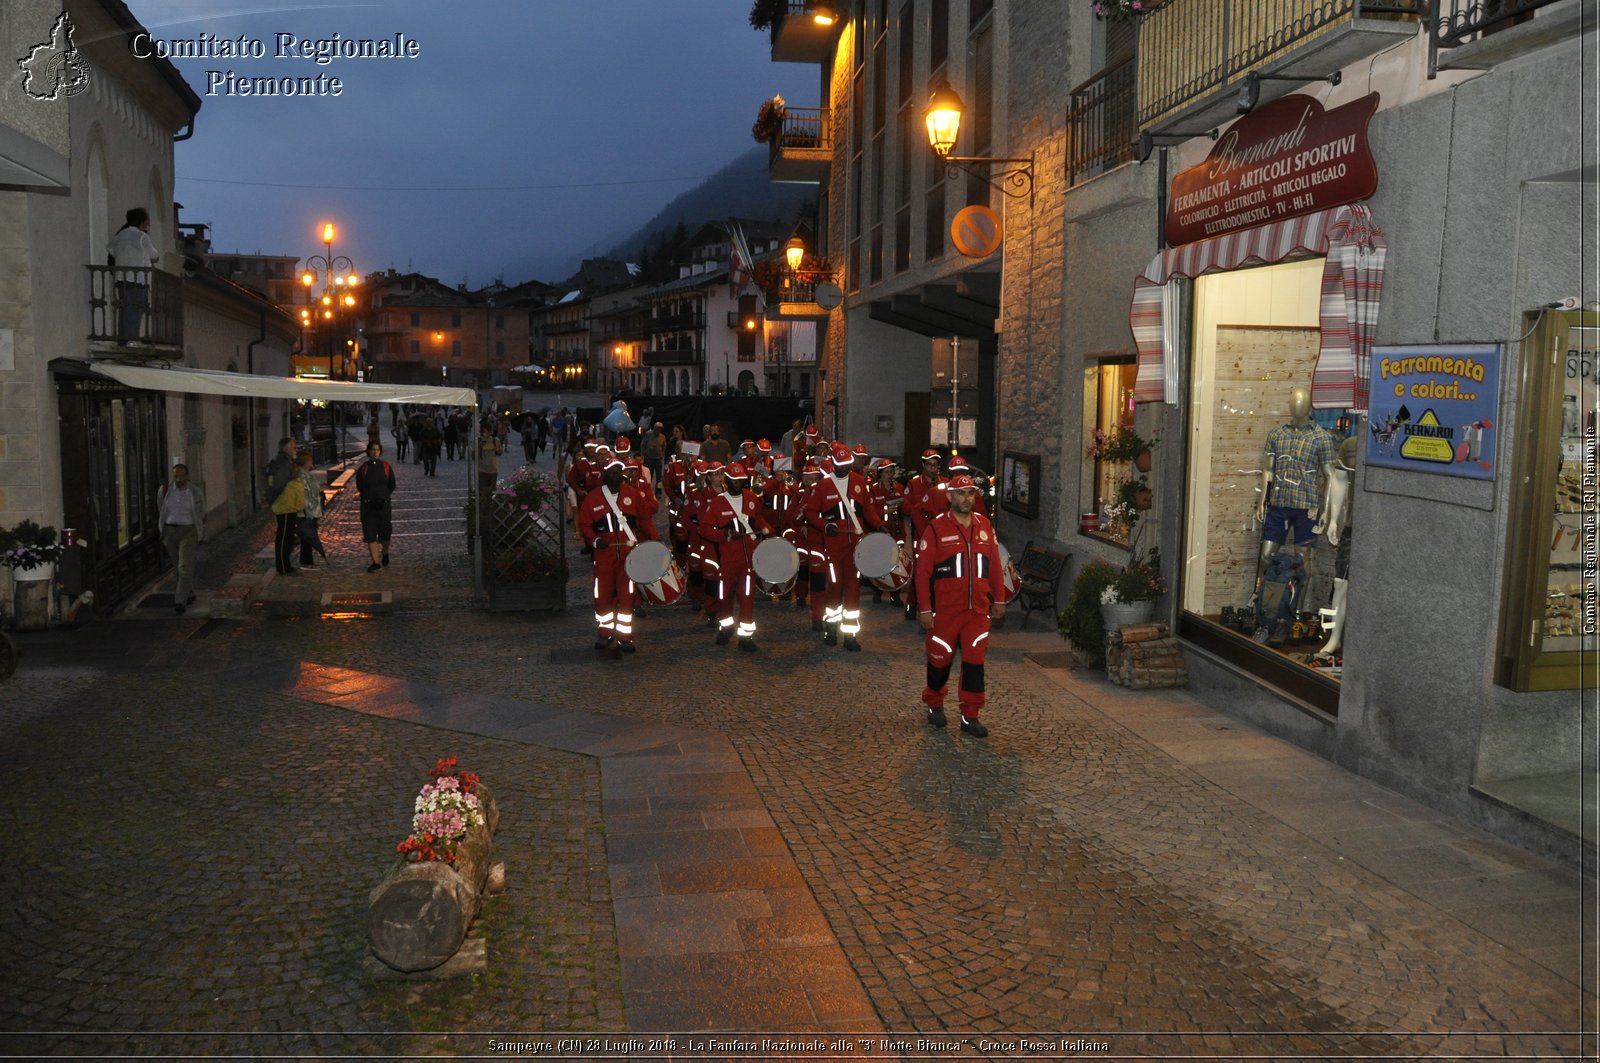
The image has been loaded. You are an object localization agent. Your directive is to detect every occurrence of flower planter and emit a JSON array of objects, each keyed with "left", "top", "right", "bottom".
[
  {"left": 1101, "top": 600, "right": 1155, "bottom": 632},
  {"left": 1134, "top": 451, "right": 1152, "bottom": 473},
  {"left": 1131, "top": 487, "right": 1153, "bottom": 510},
  {"left": 12, "top": 563, "right": 54, "bottom": 582}
]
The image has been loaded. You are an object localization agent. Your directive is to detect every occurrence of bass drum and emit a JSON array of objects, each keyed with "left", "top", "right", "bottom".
[
  {"left": 625, "top": 540, "right": 686, "bottom": 606},
  {"left": 870, "top": 539, "right": 912, "bottom": 593},
  {"left": 853, "top": 531, "right": 899, "bottom": 580},
  {"left": 994, "top": 541, "right": 1021, "bottom": 605},
  {"left": 751, "top": 536, "right": 800, "bottom": 597}
]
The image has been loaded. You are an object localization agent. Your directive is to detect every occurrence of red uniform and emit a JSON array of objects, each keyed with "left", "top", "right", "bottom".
[
  {"left": 914, "top": 509, "right": 1004, "bottom": 719},
  {"left": 576, "top": 481, "right": 660, "bottom": 648},
  {"left": 802, "top": 468, "right": 884, "bottom": 644},
  {"left": 697, "top": 490, "right": 774, "bottom": 640}
]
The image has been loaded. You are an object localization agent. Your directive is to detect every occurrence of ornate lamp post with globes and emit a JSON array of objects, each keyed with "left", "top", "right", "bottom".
[{"left": 299, "top": 222, "right": 359, "bottom": 461}]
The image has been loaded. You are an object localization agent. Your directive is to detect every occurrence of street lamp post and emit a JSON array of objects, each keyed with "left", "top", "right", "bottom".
[{"left": 301, "top": 223, "right": 359, "bottom": 462}]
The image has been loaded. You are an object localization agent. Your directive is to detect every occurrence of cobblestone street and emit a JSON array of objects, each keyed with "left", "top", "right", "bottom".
[{"left": 0, "top": 446, "right": 1593, "bottom": 1059}]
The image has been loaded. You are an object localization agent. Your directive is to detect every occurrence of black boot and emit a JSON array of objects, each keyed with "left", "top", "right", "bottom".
[{"left": 822, "top": 622, "right": 838, "bottom": 647}]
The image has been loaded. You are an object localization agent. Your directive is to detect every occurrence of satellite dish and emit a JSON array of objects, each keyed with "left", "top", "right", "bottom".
[{"left": 814, "top": 282, "right": 843, "bottom": 311}]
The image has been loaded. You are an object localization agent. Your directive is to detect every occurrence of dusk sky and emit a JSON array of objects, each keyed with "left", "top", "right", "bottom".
[{"left": 130, "top": 1, "right": 819, "bottom": 287}]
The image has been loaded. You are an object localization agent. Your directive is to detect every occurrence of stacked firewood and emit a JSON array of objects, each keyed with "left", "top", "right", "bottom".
[{"left": 1105, "top": 622, "right": 1188, "bottom": 688}]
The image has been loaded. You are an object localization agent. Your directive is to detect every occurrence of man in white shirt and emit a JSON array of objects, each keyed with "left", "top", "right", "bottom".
[
  {"left": 156, "top": 462, "right": 204, "bottom": 613},
  {"left": 107, "top": 207, "right": 160, "bottom": 344}
]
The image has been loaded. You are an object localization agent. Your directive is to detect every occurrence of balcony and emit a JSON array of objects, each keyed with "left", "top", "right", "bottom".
[
  {"left": 1136, "top": 0, "right": 1421, "bottom": 136},
  {"left": 86, "top": 266, "right": 182, "bottom": 353},
  {"left": 643, "top": 347, "right": 704, "bottom": 367},
  {"left": 1429, "top": 0, "right": 1578, "bottom": 76},
  {"left": 765, "top": 273, "right": 838, "bottom": 320},
  {"left": 1068, "top": 54, "right": 1138, "bottom": 187},
  {"left": 768, "top": 0, "right": 837, "bottom": 64},
  {"left": 652, "top": 310, "right": 705, "bottom": 330},
  {"left": 768, "top": 107, "right": 832, "bottom": 184}
]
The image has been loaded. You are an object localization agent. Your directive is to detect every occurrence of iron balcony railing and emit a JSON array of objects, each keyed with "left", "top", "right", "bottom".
[
  {"left": 1429, "top": 0, "right": 1563, "bottom": 75},
  {"left": 1137, "top": 0, "right": 1422, "bottom": 130},
  {"left": 768, "top": 106, "right": 832, "bottom": 164},
  {"left": 652, "top": 310, "right": 705, "bottom": 329},
  {"left": 643, "top": 347, "right": 705, "bottom": 367},
  {"left": 86, "top": 265, "right": 183, "bottom": 348},
  {"left": 1068, "top": 53, "right": 1138, "bottom": 187}
]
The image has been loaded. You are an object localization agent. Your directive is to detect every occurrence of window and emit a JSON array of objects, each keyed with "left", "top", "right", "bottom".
[
  {"left": 1083, "top": 359, "right": 1139, "bottom": 545},
  {"left": 1499, "top": 310, "right": 1600, "bottom": 690},
  {"left": 452, "top": 340, "right": 462, "bottom": 357},
  {"left": 410, "top": 311, "right": 420, "bottom": 326},
  {"left": 930, "top": 0, "right": 949, "bottom": 73},
  {"left": 495, "top": 340, "right": 505, "bottom": 359},
  {"left": 410, "top": 340, "right": 419, "bottom": 355},
  {"left": 451, "top": 312, "right": 461, "bottom": 327}
]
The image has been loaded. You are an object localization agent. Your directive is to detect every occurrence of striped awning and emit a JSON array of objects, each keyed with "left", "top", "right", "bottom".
[{"left": 1130, "top": 204, "right": 1387, "bottom": 411}]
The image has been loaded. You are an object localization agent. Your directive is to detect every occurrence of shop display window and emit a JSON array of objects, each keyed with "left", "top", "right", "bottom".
[
  {"left": 1082, "top": 359, "right": 1138, "bottom": 545},
  {"left": 1498, "top": 311, "right": 1599, "bottom": 691},
  {"left": 1179, "top": 260, "right": 1349, "bottom": 699}
]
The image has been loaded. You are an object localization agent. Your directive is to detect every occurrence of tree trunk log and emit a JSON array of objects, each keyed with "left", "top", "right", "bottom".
[{"left": 366, "top": 787, "right": 499, "bottom": 973}]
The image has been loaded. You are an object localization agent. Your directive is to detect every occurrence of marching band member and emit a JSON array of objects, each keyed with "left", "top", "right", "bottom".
[
  {"left": 803, "top": 442, "right": 884, "bottom": 650},
  {"left": 946, "top": 454, "right": 989, "bottom": 518},
  {"left": 568, "top": 438, "right": 600, "bottom": 552},
  {"left": 698, "top": 461, "right": 774, "bottom": 651},
  {"left": 795, "top": 459, "right": 825, "bottom": 622},
  {"left": 754, "top": 438, "right": 776, "bottom": 479},
  {"left": 694, "top": 463, "right": 728, "bottom": 625},
  {"left": 681, "top": 459, "right": 710, "bottom": 608},
  {"left": 901, "top": 449, "right": 947, "bottom": 619},
  {"left": 623, "top": 458, "right": 660, "bottom": 528},
  {"left": 914, "top": 472, "right": 1005, "bottom": 737},
  {"left": 867, "top": 457, "right": 907, "bottom": 606},
  {"left": 576, "top": 452, "right": 660, "bottom": 658}
]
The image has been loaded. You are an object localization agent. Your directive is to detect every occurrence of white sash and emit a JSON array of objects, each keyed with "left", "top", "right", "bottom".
[
  {"left": 603, "top": 486, "right": 637, "bottom": 544},
  {"left": 832, "top": 476, "right": 863, "bottom": 535}
]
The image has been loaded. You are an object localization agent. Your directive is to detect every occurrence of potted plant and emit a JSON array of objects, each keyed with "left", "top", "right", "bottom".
[
  {"left": 1058, "top": 560, "right": 1120, "bottom": 668},
  {"left": 752, "top": 94, "right": 787, "bottom": 144},
  {"left": 1092, "top": 0, "right": 1149, "bottom": 20},
  {"left": 1088, "top": 424, "right": 1157, "bottom": 472},
  {"left": 0, "top": 519, "right": 63, "bottom": 582},
  {"left": 748, "top": 0, "right": 786, "bottom": 31},
  {"left": 1117, "top": 475, "right": 1154, "bottom": 512},
  {"left": 1100, "top": 546, "right": 1164, "bottom": 631}
]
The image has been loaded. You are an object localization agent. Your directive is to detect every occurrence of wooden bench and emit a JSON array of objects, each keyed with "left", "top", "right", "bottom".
[{"left": 1012, "top": 541, "right": 1070, "bottom": 630}]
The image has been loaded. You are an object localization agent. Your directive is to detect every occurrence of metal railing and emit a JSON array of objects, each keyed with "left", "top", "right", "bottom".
[
  {"left": 86, "top": 265, "right": 183, "bottom": 348},
  {"left": 652, "top": 311, "right": 706, "bottom": 329},
  {"left": 1136, "top": 0, "right": 1422, "bottom": 128},
  {"left": 643, "top": 347, "right": 704, "bottom": 366},
  {"left": 1429, "top": 0, "right": 1561, "bottom": 73},
  {"left": 769, "top": 107, "right": 832, "bottom": 162},
  {"left": 1068, "top": 54, "right": 1138, "bottom": 187}
]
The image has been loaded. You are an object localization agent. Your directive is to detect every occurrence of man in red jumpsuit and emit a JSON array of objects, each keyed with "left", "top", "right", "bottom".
[
  {"left": 803, "top": 442, "right": 883, "bottom": 650},
  {"left": 697, "top": 461, "right": 774, "bottom": 651},
  {"left": 576, "top": 453, "right": 660, "bottom": 658},
  {"left": 914, "top": 473, "right": 1005, "bottom": 737}
]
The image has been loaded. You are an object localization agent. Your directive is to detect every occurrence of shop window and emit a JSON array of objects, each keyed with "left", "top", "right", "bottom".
[
  {"left": 1498, "top": 311, "right": 1600, "bottom": 691},
  {"left": 1180, "top": 260, "right": 1351, "bottom": 700},
  {"left": 1082, "top": 358, "right": 1138, "bottom": 545}
]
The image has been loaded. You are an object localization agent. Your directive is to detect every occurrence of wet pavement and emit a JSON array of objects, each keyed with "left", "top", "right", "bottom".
[{"left": 0, "top": 436, "right": 1593, "bottom": 1059}]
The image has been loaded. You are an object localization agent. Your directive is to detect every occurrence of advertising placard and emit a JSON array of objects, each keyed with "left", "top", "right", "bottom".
[
  {"left": 1365, "top": 344, "right": 1499, "bottom": 480},
  {"left": 1165, "top": 93, "right": 1380, "bottom": 248}
]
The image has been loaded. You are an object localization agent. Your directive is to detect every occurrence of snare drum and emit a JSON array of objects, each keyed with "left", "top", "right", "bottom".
[
  {"left": 994, "top": 541, "right": 1021, "bottom": 605},
  {"left": 870, "top": 540, "right": 912, "bottom": 593},
  {"left": 853, "top": 531, "right": 900, "bottom": 580},
  {"left": 625, "top": 540, "right": 686, "bottom": 606},
  {"left": 751, "top": 536, "right": 800, "bottom": 597}
]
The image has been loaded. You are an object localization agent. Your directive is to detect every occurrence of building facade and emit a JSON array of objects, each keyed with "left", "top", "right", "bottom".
[{"left": 761, "top": 0, "right": 1597, "bottom": 864}]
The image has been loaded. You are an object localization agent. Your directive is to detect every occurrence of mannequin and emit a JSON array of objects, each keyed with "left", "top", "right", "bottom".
[
  {"left": 1255, "top": 386, "right": 1337, "bottom": 569},
  {"left": 1312, "top": 435, "right": 1357, "bottom": 659}
]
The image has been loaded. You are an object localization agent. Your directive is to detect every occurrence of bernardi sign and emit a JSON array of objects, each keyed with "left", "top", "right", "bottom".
[{"left": 1164, "top": 92, "right": 1380, "bottom": 248}]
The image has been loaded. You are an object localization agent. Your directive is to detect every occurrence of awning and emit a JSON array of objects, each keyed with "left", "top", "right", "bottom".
[
  {"left": 1129, "top": 204, "right": 1387, "bottom": 411},
  {"left": 91, "top": 364, "right": 478, "bottom": 406}
]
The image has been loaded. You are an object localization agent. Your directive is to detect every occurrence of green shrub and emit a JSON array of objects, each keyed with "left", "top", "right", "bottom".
[{"left": 1058, "top": 561, "right": 1119, "bottom": 666}]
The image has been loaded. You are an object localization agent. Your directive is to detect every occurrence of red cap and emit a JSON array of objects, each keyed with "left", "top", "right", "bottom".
[
  {"left": 706, "top": 461, "right": 725, "bottom": 474},
  {"left": 725, "top": 461, "right": 749, "bottom": 481},
  {"left": 819, "top": 456, "right": 836, "bottom": 476},
  {"left": 853, "top": 443, "right": 869, "bottom": 456},
  {"left": 830, "top": 442, "right": 854, "bottom": 466},
  {"left": 757, "top": 438, "right": 772, "bottom": 453},
  {"left": 613, "top": 436, "right": 631, "bottom": 454},
  {"left": 947, "top": 455, "right": 970, "bottom": 472},
  {"left": 946, "top": 473, "right": 978, "bottom": 491},
  {"left": 801, "top": 460, "right": 821, "bottom": 476},
  {"left": 603, "top": 456, "right": 626, "bottom": 471},
  {"left": 626, "top": 458, "right": 643, "bottom": 469},
  {"left": 692, "top": 459, "right": 708, "bottom": 475},
  {"left": 804, "top": 424, "right": 821, "bottom": 438},
  {"left": 921, "top": 448, "right": 941, "bottom": 462}
]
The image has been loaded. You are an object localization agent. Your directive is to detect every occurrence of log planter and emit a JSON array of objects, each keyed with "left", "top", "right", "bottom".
[
  {"left": 1106, "top": 621, "right": 1189, "bottom": 689},
  {"left": 366, "top": 783, "right": 502, "bottom": 976}
]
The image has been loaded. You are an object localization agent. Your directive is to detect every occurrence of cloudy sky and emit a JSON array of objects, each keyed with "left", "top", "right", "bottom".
[{"left": 128, "top": 0, "right": 819, "bottom": 286}]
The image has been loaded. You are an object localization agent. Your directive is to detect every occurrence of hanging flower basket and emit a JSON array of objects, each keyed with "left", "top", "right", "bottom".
[
  {"left": 1093, "top": 0, "right": 1149, "bottom": 20},
  {"left": 752, "top": 95, "right": 787, "bottom": 144}
]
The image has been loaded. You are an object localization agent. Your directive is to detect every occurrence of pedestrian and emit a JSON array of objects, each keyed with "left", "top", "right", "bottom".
[
  {"left": 914, "top": 473, "right": 1005, "bottom": 738},
  {"left": 107, "top": 207, "right": 160, "bottom": 344},
  {"left": 366, "top": 415, "right": 381, "bottom": 450},
  {"left": 576, "top": 450, "right": 660, "bottom": 657},
  {"left": 443, "top": 416, "right": 460, "bottom": 462},
  {"left": 264, "top": 437, "right": 300, "bottom": 576},
  {"left": 408, "top": 413, "right": 426, "bottom": 464},
  {"left": 156, "top": 461, "right": 204, "bottom": 612},
  {"left": 520, "top": 413, "right": 536, "bottom": 462},
  {"left": 418, "top": 417, "right": 443, "bottom": 476},
  {"left": 391, "top": 419, "right": 409, "bottom": 462},
  {"left": 700, "top": 423, "right": 733, "bottom": 465},
  {"left": 479, "top": 421, "right": 503, "bottom": 494},
  {"left": 536, "top": 412, "right": 551, "bottom": 458},
  {"left": 355, "top": 440, "right": 396, "bottom": 572},
  {"left": 697, "top": 461, "right": 774, "bottom": 651},
  {"left": 295, "top": 451, "right": 329, "bottom": 568},
  {"left": 269, "top": 454, "right": 306, "bottom": 577}
]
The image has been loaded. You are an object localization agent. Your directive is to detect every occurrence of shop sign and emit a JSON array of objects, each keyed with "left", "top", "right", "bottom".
[
  {"left": 1165, "top": 93, "right": 1380, "bottom": 248},
  {"left": 1365, "top": 343, "right": 1499, "bottom": 481}
]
